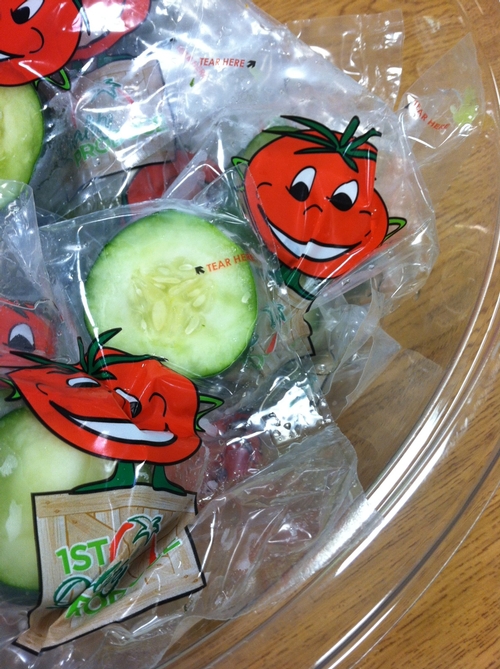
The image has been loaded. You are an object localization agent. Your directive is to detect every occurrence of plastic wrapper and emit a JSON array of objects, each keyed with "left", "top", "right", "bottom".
[
  {"left": 0, "top": 182, "right": 74, "bottom": 402},
  {"left": 288, "top": 10, "right": 405, "bottom": 108},
  {"left": 397, "top": 33, "right": 485, "bottom": 205},
  {"left": 0, "top": 176, "right": 369, "bottom": 666},
  {"left": 167, "top": 97, "right": 436, "bottom": 403},
  {"left": 0, "top": 0, "right": 485, "bottom": 666},
  {"left": 134, "top": 5, "right": 438, "bottom": 409}
]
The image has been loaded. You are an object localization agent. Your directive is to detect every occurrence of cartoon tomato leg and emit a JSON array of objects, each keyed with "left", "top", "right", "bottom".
[
  {"left": 72, "top": 462, "right": 187, "bottom": 495},
  {"left": 152, "top": 466, "right": 187, "bottom": 494},
  {"left": 72, "top": 461, "right": 137, "bottom": 493}
]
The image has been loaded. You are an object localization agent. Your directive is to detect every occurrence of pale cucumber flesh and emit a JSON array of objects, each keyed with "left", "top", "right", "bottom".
[
  {"left": 0, "top": 84, "right": 43, "bottom": 184},
  {"left": 85, "top": 210, "right": 258, "bottom": 378},
  {"left": 0, "top": 408, "right": 114, "bottom": 591}
]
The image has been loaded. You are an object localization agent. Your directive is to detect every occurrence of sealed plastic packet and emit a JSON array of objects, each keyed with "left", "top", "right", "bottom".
[
  {"left": 168, "top": 93, "right": 436, "bottom": 399},
  {"left": 0, "top": 181, "right": 73, "bottom": 407},
  {"left": 287, "top": 9, "right": 405, "bottom": 109},
  {"left": 30, "top": 52, "right": 180, "bottom": 218},
  {"left": 397, "top": 33, "right": 485, "bottom": 206},
  {"left": 0, "top": 1, "right": 482, "bottom": 665},
  {"left": 0, "top": 174, "right": 367, "bottom": 665},
  {"left": 301, "top": 28, "right": 485, "bottom": 408},
  {"left": 0, "top": 0, "right": 426, "bottom": 226},
  {"left": 1, "top": 0, "right": 190, "bottom": 218},
  {"left": 120, "top": 2, "right": 434, "bottom": 408}
]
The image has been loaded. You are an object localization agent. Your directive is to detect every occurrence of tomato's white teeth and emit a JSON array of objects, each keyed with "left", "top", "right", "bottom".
[
  {"left": 71, "top": 416, "right": 176, "bottom": 445},
  {"left": 269, "top": 223, "right": 355, "bottom": 262},
  {"left": 0, "top": 47, "right": 20, "bottom": 61}
]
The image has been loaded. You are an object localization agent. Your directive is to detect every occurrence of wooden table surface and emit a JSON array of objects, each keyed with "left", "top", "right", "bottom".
[
  {"left": 359, "top": 482, "right": 500, "bottom": 668},
  {"left": 162, "top": 0, "right": 500, "bottom": 667},
  {"left": 258, "top": 1, "right": 500, "bottom": 667}
]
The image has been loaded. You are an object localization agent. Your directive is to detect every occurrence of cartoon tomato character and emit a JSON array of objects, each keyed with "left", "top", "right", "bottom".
[
  {"left": 0, "top": 0, "right": 151, "bottom": 87},
  {"left": 0, "top": 0, "right": 82, "bottom": 86},
  {"left": 5, "top": 329, "right": 221, "bottom": 492},
  {"left": 0, "top": 299, "right": 56, "bottom": 370},
  {"left": 240, "top": 115, "right": 405, "bottom": 282}
]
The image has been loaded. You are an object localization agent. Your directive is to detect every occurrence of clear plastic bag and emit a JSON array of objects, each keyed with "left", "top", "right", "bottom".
[
  {"left": 0, "top": 174, "right": 367, "bottom": 664},
  {"left": 165, "top": 104, "right": 436, "bottom": 409},
  {"left": 287, "top": 10, "right": 405, "bottom": 109},
  {"left": 397, "top": 33, "right": 485, "bottom": 205},
  {"left": 0, "top": 0, "right": 478, "bottom": 666},
  {"left": 0, "top": 182, "right": 74, "bottom": 394}
]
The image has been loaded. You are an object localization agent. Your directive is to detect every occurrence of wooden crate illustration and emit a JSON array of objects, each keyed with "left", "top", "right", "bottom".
[{"left": 16, "top": 486, "right": 205, "bottom": 654}]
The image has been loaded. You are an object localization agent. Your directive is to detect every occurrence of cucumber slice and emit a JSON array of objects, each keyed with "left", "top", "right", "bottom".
[
  {"left": 0, "top": 84, "right": 43, "bottom": 184},
  {"left": 85, "top": 210, "right": 258, "bottom": 378},
  {"left": 0, "top": 408, "right": 114, "bottom": 591}
]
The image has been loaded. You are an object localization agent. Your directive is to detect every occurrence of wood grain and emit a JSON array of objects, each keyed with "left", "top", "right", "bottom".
[
  {"left": 359, "top": 482, "right": 500, "bottom": 668},
  {"left": 158, "top": 0, "right": 500, "bottom": 666}
]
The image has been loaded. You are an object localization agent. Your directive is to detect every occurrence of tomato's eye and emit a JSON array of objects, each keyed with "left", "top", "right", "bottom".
[
  {"left": 67, "top": 376, "right": 100, "bottom": 388},
  {"left": 8, "top": 323, "right": 35, "bottom": 351},
  {"left": 288, "top": 167, "right": 316, "bottom": 202},
  {"left": 11, "top": 0, "right": 44, "bottom": 24},
  {"left": 329, "top": 180, "right": 358, "bottom": 211},
  {"left": 115, "top": 388, "right": 142, "bottom": 418}
]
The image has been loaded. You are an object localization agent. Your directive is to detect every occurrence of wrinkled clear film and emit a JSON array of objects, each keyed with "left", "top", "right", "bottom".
[
  {"left": 288, "top": 10, "right": 405, "bottom": 109},
  {"left": 0, "top": 168, "right": 367, "bottom": 665},
  {"left": 397, "top": 33, "right": 485, "bottom": 205},
  {"left": 24, "top": 0, "right": 412, "bottom": 219},
  {"left": 0, "top": 182, "right": 74, "bottom": 387},
  {"left": 169, "top": 106, "right": 437, "bottom": 409},
  {"left": 0, "top": 1, "right": 487, "bottom": 667}
]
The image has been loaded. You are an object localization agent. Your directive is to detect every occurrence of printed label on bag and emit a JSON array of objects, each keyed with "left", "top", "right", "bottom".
[
  {"left": 16, "top": 487, "right": 204, "bottom": 654},
  {"left": 69, "top": 58, "right": 175, "bottom": 188}
]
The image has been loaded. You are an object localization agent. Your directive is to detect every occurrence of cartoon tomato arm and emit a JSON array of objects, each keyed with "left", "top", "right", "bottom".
[{"left": 385, "top": 217, "right": 407, "bottom": 240}]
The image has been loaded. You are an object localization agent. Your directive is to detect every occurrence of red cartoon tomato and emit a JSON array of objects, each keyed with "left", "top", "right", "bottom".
[
  {"left": 7, "top": 330, "right": 203, "bottom": 465},
  {"left": 125, "top": 153, "right": 220, "bottom": 205},
  {"left": 243, "top": 115, "right": 390, "bottom": 281},
  {"left": 125, "top": 162, "right": 179, "bottom": 206},
  {"left": 0, "top": 0, "right": 152, "bottom": 87},
  {"left": 0, "top": 300, "right": 56, "bottom": 370},
  {"left": 0, "top": 0, "right": 82, "bottom": 86},
  {"left": 74, "top": 0, "right": 151, "bottom": 61}
]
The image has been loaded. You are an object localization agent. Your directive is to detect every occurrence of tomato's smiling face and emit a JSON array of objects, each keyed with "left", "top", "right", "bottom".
[
  {"left": 0, "top": 0, "right": 81, "bottom": 85},
  {"left": 8, "top": 349, "right": 201, "bottom": 464},
  {"left": 0, "top": 301, "right": 56, "bottom": 369},
  {"left": 244, "top": 118, "right": 389, "bottom": 280}
]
